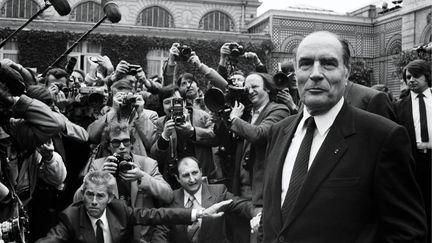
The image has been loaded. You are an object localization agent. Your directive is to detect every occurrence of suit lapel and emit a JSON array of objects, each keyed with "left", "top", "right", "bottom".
[
  {"left": 400, "top": 95, "right": 416, "bottom": 142},
  {"left": 79, "top": 206, "right": 96, "bottom": 243},
  {"left": 281, "top": 104, "right": 355, "bottom": 232},
  {"left": 106, "top": 206, "right": 122, "bottom": 243},
  {"left": 270, "top": 113, "right": 303, "bottom": 227},
  {"left": 200, "top": 183, "right": 213, "bottom": 208}
]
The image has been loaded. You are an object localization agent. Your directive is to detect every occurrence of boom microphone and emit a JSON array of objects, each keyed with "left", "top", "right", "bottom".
[
  {"left": 48, "top": 0, "right": 71, "bottom": 16},
  {"left": 102, "top": 0, "right": 122, "bottom": 23}
]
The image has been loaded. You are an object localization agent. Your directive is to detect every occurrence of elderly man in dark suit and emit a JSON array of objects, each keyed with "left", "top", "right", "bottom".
[
  {"left": 159, "top": 156, "right": 259, "bottom": 243},
  {"left": 259, "top": 31, "right": 427, "bottom": 243},
  {"left": 37, "top": 170, "right": 232, "bottom": 243},
  {"left": 394, "top": 59, "right": 431, "bottom": 242}
]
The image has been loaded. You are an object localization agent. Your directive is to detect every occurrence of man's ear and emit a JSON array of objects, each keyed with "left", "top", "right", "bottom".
[
  {"left": 107, "top": 194, "right": 115, "bottom": 204},
  {"left": 175, "top": 174, "right": 180, "bottom": 183},
  {"left": 344, "top": 64, "right": 351, "bottom": 81}
]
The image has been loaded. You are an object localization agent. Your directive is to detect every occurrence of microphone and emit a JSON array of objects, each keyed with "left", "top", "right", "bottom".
[
  {"left": 65, "top": 57, "right": 77, "bottom": 76},
  {"left": 48, "top": 0, "right": 71, "bottom": 16},
  {"left": 102, "top": 0, "right": 122, "bottom": 23}
]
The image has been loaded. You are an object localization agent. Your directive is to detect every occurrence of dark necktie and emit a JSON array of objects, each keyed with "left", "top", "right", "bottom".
[
  {"left": 186, "top": 195, "right": 201, "bottom": 243},
  {"left": 96, "top": 219, "right": 104, "bottom": 243},
  {"left": 418, "top": 93, "right": 429, "bottom": 142},
  {"left": 281, "top": 117, "right": 316, "bottom": 220}
]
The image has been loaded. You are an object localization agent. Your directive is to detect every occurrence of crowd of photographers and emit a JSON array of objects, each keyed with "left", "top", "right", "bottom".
[
  {"left": 0, "top": 41, "right": 300, "bottom": 243},
  {"left": 1, "top": 39, "right": 428, "bottom": 243}
]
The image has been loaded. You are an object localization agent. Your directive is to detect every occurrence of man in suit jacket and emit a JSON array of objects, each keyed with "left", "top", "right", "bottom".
[
  {"left": 259, "top": 31, "right": 427, "bottom": 243},
  {"left": 38, "top": 170, "right": 233, "bottom": 243},
  {"left": 394, "top": 59, "right": 431, "bottom": 241},
  {"left": 160, "top": 157, "right": 258, "bottom": 243},
  {"left": 344, "top": 80, "right": 396, "bottom": 121},
  {"left": 151, "top": 85, "right": 219, "bottom": 187},
  {"left": 77, "top": 119, "right": 173, "bottom": 242}
]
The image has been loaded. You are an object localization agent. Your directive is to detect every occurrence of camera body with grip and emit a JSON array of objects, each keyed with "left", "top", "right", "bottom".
[{"left": 170, "top": 98, "right": 186, "bottom": 125}]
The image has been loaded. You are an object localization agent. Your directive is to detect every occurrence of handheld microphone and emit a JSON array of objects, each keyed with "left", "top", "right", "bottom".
[
  {"left": 65, "top": 57, "right": 77, "bottom": 76},
  {"left": 102, "top": 0, "right": 122, "bottom": 23},
  {"left": 48, "top": 0, "right": 71, "bottom": 16}
]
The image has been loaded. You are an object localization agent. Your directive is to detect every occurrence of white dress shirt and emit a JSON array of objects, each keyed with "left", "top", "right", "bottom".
[
  {"left": 184, "top": 186, "right": 203, "bottom": 208},
  {"left": 87, "top": 209, "right": 112, "bottom": 243},
  {"left": 251, "top": 101, "right": 268, "bottom": 124},
  {"left": 281, "top": 98, "right": 344, "bottom": 206},
  {"left": 410, "top": 89, "right": 432, "bottom": 149}
]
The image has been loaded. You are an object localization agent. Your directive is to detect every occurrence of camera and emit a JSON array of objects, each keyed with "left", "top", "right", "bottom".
[
  {"left": 114, "top": 154, "right": 133, "bottom": 174},
  {"left": 228, "top": 43, "right": 244, "bottom": 58},
  {"left": 127, "top": 64, "right": 141, "bottom": 76},
  {"left": 0, "top": 216, "right": 28, "bottom": 243},
  {"left": 170, "top": 98, "right": 185, "bottom": 125},
  {"left": 175, "top": 45, "right": 192, "bottom": 61},
  {"left": 121, "top": 94, "right": 137, "bottom": 108}
]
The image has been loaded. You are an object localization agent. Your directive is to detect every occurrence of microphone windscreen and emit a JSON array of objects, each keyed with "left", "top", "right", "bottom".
[
  {"left": 102, "top": 0, "right": 122, "bottom": 23},
  {"left": 65, "top": 57, "right": 77, "bottom": 76},
  {"left": 48, "top": 0, "right": 71, "bottom": 16},
  {"left": 0, "top": 63, "right": 26, "bottom": 96}
]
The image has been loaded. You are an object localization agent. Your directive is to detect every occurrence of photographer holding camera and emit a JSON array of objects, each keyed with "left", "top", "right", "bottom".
[
  {"left": 78, "top": 119, "right": 173, "bottom": 242},
  {"left": 87, "top": 69, "right": 159, "bottom": 158},
  {"left": 150, "top": 84, "right": 221, "bottom": 188}
]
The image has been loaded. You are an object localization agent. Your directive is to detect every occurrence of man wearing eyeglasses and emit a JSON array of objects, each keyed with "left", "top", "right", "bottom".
[{"left": 77, "top": 119, "right": 173, "bottom": 243}]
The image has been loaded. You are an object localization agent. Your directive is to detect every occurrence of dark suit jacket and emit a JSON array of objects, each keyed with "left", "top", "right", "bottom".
[
  {"left": 260, "top": 103, "right": 427, "bottom": 243},
  {"left": 394, "top": 91, "right": 431, "bottom": 159},
  {"left": 164, "top": 183, "right": 255, "bottom": 243},
  {"left": 151, "top": 109, "right": 218, "bottom": 180},
  {"left": 230, "top": 101, "right": 290, "bottom": 206},
  {"left": 36, "top": 199, "right": 192, "bottom": 243},
  {"left": 344, "top": 81, "right": 396, "bottom": 121}
]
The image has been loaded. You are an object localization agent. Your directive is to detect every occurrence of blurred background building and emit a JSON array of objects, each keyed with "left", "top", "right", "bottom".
[{"left": 0, "top": 0, "right": 430, "bottom": 96}]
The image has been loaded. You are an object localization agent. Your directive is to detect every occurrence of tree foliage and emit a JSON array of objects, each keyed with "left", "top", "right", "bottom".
[
  {"left": 392, "top": 50, "right": 432, "bottom": 79},
  {"left": 0, "top": 29, "right": 272, "bottom": 91},
  {"left": 349, "top": 59, "right": 373, "bottom": 87}
]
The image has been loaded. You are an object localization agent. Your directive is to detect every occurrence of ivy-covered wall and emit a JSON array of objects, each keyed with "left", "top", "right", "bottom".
[{"left": 0, "top": 29, "right": 273, "bottom": 89}]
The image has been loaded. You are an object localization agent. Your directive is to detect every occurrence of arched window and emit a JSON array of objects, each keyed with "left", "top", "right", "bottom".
[
  {"left": 199, "top": 11, "right": 234, "bottom": 32},
  {"left": 0, "top": 39, "right": 19, "bottom": 63},
  {"left": 70, "top": 1, "right": 103, "bottom": 23},
  {"left": 67, "top": 41, "right": 102, "bottom": 74},
  {"left": 146, "top": 49, "right": 169, "bottom": 76},
  {"left": 0, "top": 0, "right": 40, "bottom": 19},
  {"left": 137, "top": 6, "right": 174, "bottom": 27}
]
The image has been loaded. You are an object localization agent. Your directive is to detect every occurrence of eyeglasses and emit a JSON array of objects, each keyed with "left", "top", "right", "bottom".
[{"left": 110, "top": 139, "right": 131, "bottom": 148}]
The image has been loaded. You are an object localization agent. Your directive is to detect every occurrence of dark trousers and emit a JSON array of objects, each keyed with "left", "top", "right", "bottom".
[{"left": 415, "top": 149, "right": 431, "bottom": 243}]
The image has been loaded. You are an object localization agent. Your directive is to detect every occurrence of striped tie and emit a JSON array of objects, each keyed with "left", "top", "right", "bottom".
[{"left": 281, "top": 117, "right": 316, "bottom": 220}]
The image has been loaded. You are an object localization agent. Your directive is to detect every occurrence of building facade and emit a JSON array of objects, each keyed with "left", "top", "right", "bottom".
[
  {"left": 0, "top": 0, "right": 430, "bottom": 95},
  {"left": 248, "top": 0, "right": 431, "bottom": 95}
]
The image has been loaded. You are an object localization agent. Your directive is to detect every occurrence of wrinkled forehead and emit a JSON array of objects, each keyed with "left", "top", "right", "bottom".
[
  {"left": 296, "top": 33, "right": 344, "bottom": 62},
  {"left": 84, "top": 183, "right": 109, "bottom": 195}
]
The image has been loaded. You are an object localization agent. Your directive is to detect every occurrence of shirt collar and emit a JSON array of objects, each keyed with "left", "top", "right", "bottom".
[
  {"left": 252, "top": 100, "right": 268, "bottom": 114},
  {"left": 302, "top": 97, "right": 344, "bottom": 136},
  {"left": 87, "top": 209, "right": 108, "bottom": 230},
  {"left": 184, "top": 185, "right": 202, "bottom": 206},
  {"left": 411, "top": 89, "right": 432, "bottom": 100}
]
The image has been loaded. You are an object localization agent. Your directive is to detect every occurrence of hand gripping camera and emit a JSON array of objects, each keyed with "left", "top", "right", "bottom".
[
  {"left": 174, "top": 45, "right": 192, "bottom": 62},
  {"left": 170, "top": 98, "right": 186, "bottom": 125},
  {"left": 114, "top": 154, "right": 133, "bottom": 175}
]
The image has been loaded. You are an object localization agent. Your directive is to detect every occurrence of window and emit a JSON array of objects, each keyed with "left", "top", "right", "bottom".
[
  {"left": 199, "top": 11, "right": 234, "bottom": 32},
  {"left": 0, "top": 40, "right": 19, "bottom": 63},
  {"left": 70, "top": 1, "right": 103, "bottom": 23},
  {"left": 0, "top": 0, "right": 40, "bottom": 18},
  {"left": 67, "top": 41, "right": 102, "bottom": 74},
  {"left": 137, "top": 6, "right": 174, "bottom": 28},
  {"left": 146, "top": 49, "right": 169, "bottom": 76}
]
